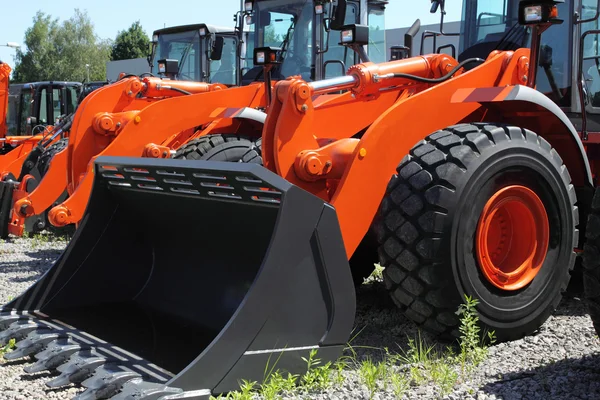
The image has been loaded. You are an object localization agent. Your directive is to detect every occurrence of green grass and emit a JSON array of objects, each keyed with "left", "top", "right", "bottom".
[
  {"left": 0, "top": 338, "right": 16, "bottom": 361},
  {"left": 29, "top": 232, "right": 49, "bottom": 249},
  {"left": 28, "top": 230, "right": 72, "bottom": 249},
  {"left": 211, "top": 293, "right": 496, "bottom": 400},
  {"left": 362, "top": 264, "right": 384, "bottom": 284}
]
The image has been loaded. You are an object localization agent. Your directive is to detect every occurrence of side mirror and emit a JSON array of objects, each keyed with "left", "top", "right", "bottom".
[
  {"left": 258, "top": 10, "right": 272, "bottom": 27},
  {"left": 330, "top": 0, "right": 347, "bottom": 31},
  {"left": 157, "top": 59, "right": 179, "bottom": 79},
  {"left": 211, "top": 36, "right": 224, "bottom": 61},
  {"left": 430, "top": 0, "right": 443, "bottom": 13}
]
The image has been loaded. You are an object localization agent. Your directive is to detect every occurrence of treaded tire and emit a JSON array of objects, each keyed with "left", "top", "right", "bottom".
[
  {"left": 38, "top": 138, "right": 68, "bottom": 177},
  {"left": 240, "top": 137, "right": 263, "bottom": 164},
  {"left": 173, "top": 134, "right": 260, "bottom": 162},
  {"left": 374, "top": 123, "right": 578, "bottom": 342},
  {"left": 581, "top": 188, "right": 600, "bottom": 337}
]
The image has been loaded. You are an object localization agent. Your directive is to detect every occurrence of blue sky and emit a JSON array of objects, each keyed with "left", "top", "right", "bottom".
[{"left": 0, "top": 0, "right": 462, "bottom": 71}]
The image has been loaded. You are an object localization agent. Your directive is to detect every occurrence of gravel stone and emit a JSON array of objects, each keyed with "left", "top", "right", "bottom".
[
  {"left": 0, "top": 235, "right": 599, "bottom": 399},
  {"left": 0, "top": 236, "right": 81, "bottom": 400}
]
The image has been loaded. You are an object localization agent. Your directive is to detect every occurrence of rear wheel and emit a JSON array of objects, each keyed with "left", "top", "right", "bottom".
[
  {"left": 173, "top": 134, "right": 260, "bottom": 162},
  {"left": 581, "top": 188, "right": 600, "bottom": 337},
  {"left": 374, "top": 123, "right": 578, "bottom": 341}
]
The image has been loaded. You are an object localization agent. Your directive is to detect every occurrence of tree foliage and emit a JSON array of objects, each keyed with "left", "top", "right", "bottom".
[
  {"left": 263, "top": 26, "right": 284, "bottom": 47},
  {"left": 12, "top": 9, "right": 112, "bottom": 83},
  {"left": 111, "top": 21, "right": 150, "bottom": 61}
]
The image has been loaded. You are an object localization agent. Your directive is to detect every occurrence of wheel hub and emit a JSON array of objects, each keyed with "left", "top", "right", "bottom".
[{"left": 476, "top": 185, "right": 549, "bottom": 291}]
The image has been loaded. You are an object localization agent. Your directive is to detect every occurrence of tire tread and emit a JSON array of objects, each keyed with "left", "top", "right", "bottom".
[{"left": 376, "top": 123, "right": 578, "bottom": 341}]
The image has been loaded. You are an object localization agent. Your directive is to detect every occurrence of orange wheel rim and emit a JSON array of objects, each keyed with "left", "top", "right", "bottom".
[{"left": 475, "top": 185, "right": 549, "bottom": 291}]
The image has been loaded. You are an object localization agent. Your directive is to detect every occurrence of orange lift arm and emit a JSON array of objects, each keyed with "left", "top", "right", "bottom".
[{"left": 262, "top": 49, "right": 531, "bottom": 258}]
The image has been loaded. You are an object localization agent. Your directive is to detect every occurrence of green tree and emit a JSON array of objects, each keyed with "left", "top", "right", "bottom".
[
  {"left": 12, "top": 9, "right": 112, "bottom": 83},
  {"left": 111, "top": 21, "right": 150, "bottom": 61},
  {"left": 263, "top": 25, "right": 283, "bottom": 47}
]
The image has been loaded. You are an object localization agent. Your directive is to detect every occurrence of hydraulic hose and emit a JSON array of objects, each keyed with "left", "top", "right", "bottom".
[{"left": 388, "top": 57, "right": 485, "bottom": 83}]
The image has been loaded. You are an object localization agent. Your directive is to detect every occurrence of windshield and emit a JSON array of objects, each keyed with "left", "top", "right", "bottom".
[
  {"left": 247, "top": 0, "right": 314, "bottom": 81},
  {"left": 152, "top": 30, "right": 203, "bottom": 81},
  {"left": 459, "top": 0, "right": 523, "bottom": 54}
]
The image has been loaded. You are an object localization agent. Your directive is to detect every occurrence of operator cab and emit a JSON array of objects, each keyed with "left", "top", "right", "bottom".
[
  {"left": 6, "top": 81, "right": 81, "bottom": 136},
  {"left": 457, "top": 0, "right": 570, "bottom": 108},
  {"left": 149, "top": 24, "right": 241, "bottom": 86},
  {"left": 240, "top": 0, "right": 388, "bottom": 85},
  {"left": 428, "top": 0, "right": 600, "bottom": 140}
]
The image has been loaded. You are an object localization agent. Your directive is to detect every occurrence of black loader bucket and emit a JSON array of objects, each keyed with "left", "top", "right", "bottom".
[{"left": 0, "top": 156, "right": 356, "bottom": 400}]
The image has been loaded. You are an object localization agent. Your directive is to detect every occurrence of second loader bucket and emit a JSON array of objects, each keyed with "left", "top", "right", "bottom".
[{"left": 0, "top": 156, "right": 356, "bottom": 399}]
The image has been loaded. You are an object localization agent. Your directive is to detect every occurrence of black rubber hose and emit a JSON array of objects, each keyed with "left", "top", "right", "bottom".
[
  {"left": 391, "top": 57, "right": 485, "bottom": 84},
  {"left": 162, "top": 86, "right": 192, "bottom": 95}
]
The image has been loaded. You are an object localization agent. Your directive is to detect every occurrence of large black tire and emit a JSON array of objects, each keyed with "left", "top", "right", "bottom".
[
  {"left": 173, "top": 134, "right": 261, "bottom": 162},
  {"left": 240, "top": 137, "right": 263, "bottom": 164},
  {"left": 38, "top": 138, "right": 68, "bottom": 177},
  {"left": 374, "top": 123, "right": 578, "bottom": 342},
  {"left": 581, "top": 188, "right": 600, "bottom": 337}
]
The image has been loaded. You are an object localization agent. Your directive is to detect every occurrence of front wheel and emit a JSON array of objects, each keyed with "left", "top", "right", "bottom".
[{"left": 374, "top": 123, "right": 578, "bottom": 342}]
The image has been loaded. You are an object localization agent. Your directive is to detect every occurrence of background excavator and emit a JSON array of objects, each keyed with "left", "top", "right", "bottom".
[
  {"left": 1, "top": 0, "right": 388, "bottom": 239},
  {"left": 3, "top": 0, "right": 600, "bottom": 399}
]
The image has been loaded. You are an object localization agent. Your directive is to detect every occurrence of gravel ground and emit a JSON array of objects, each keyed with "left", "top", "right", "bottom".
[{"left": 0, "top": 235, "right": 599, "bottom": 399}]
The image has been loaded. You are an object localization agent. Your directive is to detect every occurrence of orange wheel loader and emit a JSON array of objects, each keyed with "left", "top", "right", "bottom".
[
  {"left": 0, "top": 79, "right": 109, "bottom": 238},
  {"left": 1, "top": 0, "right": 597, "bottom": 398},
  {"left": 9, "top": 0, "right": 386, "bottom": 245}
]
